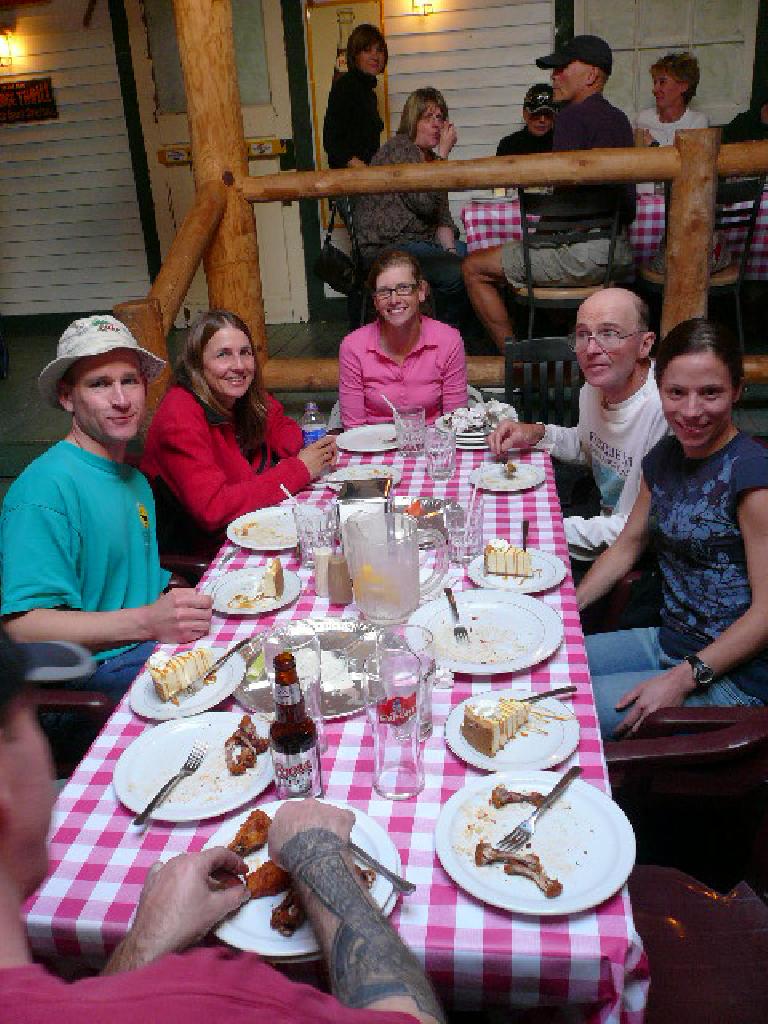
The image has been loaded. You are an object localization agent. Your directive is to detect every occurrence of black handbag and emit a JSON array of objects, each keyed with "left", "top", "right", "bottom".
[{"left": 313, "top": 201, "right": 357, "bottom": 296}]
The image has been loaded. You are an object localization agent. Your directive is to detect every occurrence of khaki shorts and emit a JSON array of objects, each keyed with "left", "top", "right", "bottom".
[{"left": 501, "top": 233, "right": 634, "bottom": 288}]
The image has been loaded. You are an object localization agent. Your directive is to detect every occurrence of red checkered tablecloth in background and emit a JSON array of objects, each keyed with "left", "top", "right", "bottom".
[
  {"left": 24, "top": 449, "right": 648, "bottom": 1021},
  {"left": 462, "top": 192, "right": 768, "bottom": 278}
]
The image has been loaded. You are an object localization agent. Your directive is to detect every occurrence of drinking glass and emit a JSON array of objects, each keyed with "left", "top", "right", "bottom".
[
  {"left": 292, "top": 504, "right": 336, "bottom": 568},
  {"left": 263, "top": 624, "right": 327, "bottom": 753},
  {"left": 376, "top": 624, "right": 435, "bottom": 740},
  {"left": 425, "top": 425, "right": 456, "bottom": 481},
  {"left": 445, "top": 497, "right": 484, "bottom": 565},
  {"left": 363, "top": 647, "right": 424, "bottom": 799},
  {"left": 395, "top": 406, "right": 426, "bottom": 456}
]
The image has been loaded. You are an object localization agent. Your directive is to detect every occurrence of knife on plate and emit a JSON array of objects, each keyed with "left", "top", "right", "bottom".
[
  {"left": 186, "top": 636, "right": 252, "bottom": 694},
  {"left": 520, "top": 685, "right": 577, "bottom": 703},
  {"left": 349, "top": 841, "right": 415, "bottom": 895}
]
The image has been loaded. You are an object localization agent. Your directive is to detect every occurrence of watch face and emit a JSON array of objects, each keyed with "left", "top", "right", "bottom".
[{"left": 688, "top": 656, "right": 714, "bottom": 687}]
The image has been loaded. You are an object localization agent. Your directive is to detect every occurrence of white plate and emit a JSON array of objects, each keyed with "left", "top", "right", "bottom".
[
  {"left": 456, "top": 438, "right": 490, "bottom": 451},
  {"left": 212, "top": 567, "right": 301, "bottom": 616},
  {"left": 130, "top": 641, "right": 247, "bottom": 721},
  {"left": 435, "top": 771, "right": 636, "bottom": 916},
  {"left": 337, "top": 424, "right": 398, "bottom": 453},
  {"left": 113, "top": 712, "right": 273, "bottom": 822},
  {"left": 444, "top": 686, "right": 579, "bottom": 771},
  {"left": 207, "top": 799, "right": 401, "bottom": 958},
  {"left": 408, "top": 589, "right": 563, "bottom": 675},
  {"left": 436, "top": 403, "right": 517, "bottom": 436},
  {"left": 227, "top": 507, "right": 297, "bottom": 551},
  {"left": 467, "top": 548, "right": 566, "bottom": 595},
  {"left": 470, "top": 463, "right": 546, "bottom": 493},
  {"left": 324, "top": 464, "right": 403, "bottom": 490}
]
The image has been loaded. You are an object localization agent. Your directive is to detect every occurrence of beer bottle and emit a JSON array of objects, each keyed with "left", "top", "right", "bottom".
[{"left": 270, "top": 650, "right": 323, "bottom": 799}]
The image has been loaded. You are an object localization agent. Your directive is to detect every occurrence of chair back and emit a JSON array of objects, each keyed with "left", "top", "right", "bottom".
[
  {"left": 505, "top": 336, "right": 582, "bottom": 426},
  {"left": 713, "top": 174, "right": 766, "bottom": 281}
]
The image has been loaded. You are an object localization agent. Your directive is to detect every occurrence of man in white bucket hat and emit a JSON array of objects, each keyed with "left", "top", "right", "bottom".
[{"left": 0, "top": 316, "right": 212, "bottom": 695}]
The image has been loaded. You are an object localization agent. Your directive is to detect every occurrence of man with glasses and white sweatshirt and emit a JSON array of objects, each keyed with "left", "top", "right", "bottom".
[{"left": 488, "top": 288, "right": 667, "bottom": 567}]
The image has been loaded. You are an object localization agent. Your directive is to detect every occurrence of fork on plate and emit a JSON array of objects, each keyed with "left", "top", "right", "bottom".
[
  {"left": 496, "top": 766, "right": 581, "bottom": 853},
  {"left": 133, "top": 742, "right": 208, "bottom": 826},
  {"left": 444, "top": 587, "right": 468, "bottom": 643}
]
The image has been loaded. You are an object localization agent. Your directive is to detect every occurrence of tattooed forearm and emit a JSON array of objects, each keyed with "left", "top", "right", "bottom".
[{"left": 281, "top": 828, "right": 445, "bottom": 1023}]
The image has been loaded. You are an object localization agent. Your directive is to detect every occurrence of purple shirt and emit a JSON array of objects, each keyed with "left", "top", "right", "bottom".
[
  {"left": 554, "top": 93, "right": 636, "bottom": 223},
  {"left": 339, "top": 316, "right": 468, "bottom": 427}
]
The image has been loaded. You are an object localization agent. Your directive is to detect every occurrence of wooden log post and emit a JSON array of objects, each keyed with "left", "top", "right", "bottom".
[
  {"left": 661, "top": 129, "right": 721, "bottom": 338},
  {"left": 171, "top": 0, "right": 267, "bottom": 362},
  {"left": 148, "top": 180, "right": 228, "bottom": 336},
  {"left": 113, "top": 297, "right": 168, "bottom": 411}
]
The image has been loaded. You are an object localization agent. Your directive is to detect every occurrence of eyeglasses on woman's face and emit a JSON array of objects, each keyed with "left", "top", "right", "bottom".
[
  {"left": 373, "top": 282, "right": 420, "bottom": 301},
  {"left": 568, "top": 327, "right": 641, "bottom": 352},
  {"left": 419, "top": 106, "right": 446, "bottom": 125}
]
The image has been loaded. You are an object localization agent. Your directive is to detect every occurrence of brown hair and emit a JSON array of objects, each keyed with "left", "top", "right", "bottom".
[
  {"left": 649, "top": 51, "right": 700, "bottom": 103},
  {"left": 346, "top": 24, "right": 387, "bottom": 73},
  {"left": 175, "top": 309, "right": 268, "bottom": 446},
  {"left": 655, "top": 317, "right": 743, "bottom": 389},
  {"left": 366, "top": 249, "right": 424, "bottom": 292},
  {"left": 397, "top": 88, "right": 449, "bottom": 142}
]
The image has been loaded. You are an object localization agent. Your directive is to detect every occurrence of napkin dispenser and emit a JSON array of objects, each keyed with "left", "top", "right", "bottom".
[{"left": 336, "top": 478, "right": 393, "bottom": 550}]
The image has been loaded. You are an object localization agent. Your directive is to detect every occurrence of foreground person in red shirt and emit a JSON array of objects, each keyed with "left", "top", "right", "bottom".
[
  {"left": 0, "top": 629, "right": 441, "bottom": 1024},
  {"left": 141, "top": 309, "right": 338, "bottom": 557}
]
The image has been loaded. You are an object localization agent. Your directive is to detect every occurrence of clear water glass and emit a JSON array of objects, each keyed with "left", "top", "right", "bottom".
[
  {"left": 292, "top": 504, "right": 336, "bottom": 568},
  {"left": 364, "top": 648, "right": 424, "bottom": 799},
  {"left": 395, "top": 406, "right": 426, "bottom": 456},
  {"left": 375, "top": 624, "right": 435, "bottom": 740},
  {"left": 445, "top": 498, "right": 484, "bottom": 565},
  {"left": 425, "top": 425, "right": 456, "bottom": 481}
]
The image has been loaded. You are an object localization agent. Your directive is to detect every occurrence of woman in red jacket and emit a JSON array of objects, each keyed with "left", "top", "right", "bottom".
[{"left": 141, "top": 310, "right": 337, "bottom": 557}]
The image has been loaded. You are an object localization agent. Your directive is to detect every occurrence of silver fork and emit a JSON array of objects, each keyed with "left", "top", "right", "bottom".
[
  {"left": 496, "top": 766, "right": 581, "bottom": 853},
  {"left": 133, "top": 743, "right": 208, "bottom": 826},
  {"left": 444, "top": 587, "right": 468, "bottom": 643}
]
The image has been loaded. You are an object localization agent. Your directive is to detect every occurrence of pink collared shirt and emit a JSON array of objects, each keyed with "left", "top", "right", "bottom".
[{"left": 338, "top": 316, "right": 468, "bottom": 427}]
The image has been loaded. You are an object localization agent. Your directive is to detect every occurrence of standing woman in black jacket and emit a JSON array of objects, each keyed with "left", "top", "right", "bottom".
[{"left": 323, "top": 24, "right": 387, "bottom": 170}]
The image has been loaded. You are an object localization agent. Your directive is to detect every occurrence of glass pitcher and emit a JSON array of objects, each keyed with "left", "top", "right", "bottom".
[{"left": 345, "top": 510, "right": 449, "bottom": 625}]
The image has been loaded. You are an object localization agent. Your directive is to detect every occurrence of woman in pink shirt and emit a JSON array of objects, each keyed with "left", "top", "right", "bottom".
[{"left": 339, "top": 250, "right": 468, "bottom": 427}]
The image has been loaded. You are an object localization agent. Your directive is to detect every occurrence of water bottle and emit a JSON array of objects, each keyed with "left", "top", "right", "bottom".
[{"left": 301, "top": 401, "right": 328, "bottom": 447}]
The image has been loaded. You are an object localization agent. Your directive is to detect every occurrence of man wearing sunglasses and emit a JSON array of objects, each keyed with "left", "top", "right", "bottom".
[
  {"left": 496, "top": 84, "right": 555, "bottom": 157},
  {"left": 489, "top": 288, "right": 667, "bottom": 564}
]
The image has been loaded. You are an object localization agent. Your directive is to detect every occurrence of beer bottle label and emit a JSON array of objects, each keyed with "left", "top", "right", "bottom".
[
  {"left": 377, "top": 693, "right": 417, "bottom": 726},
  {"left": 275, "top": 681, "right": 303, "bottom": 705},
  {"left": 272, "top": 747, "right": 323, "bottom": 799}
]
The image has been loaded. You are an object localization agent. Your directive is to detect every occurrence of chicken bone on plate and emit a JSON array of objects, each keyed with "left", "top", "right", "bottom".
[
  {"left": 435, "top": 771, "right": 636, "bottom": 916},
  {"left": 437, "top": 400, "right": 517, "bottom": 435}
]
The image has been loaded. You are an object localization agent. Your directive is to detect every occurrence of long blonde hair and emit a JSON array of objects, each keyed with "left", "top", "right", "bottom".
[{"left": 175, "top": 309, "right": 268, "bottom": 447}]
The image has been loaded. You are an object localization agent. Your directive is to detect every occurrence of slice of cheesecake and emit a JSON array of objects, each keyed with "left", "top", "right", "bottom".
[
  {"left": 484, "top": 539, "right": 532, "bottom": 577},
  {"left": 261, "top": 557, "right": 284, "bottom": 599},
  {"left": 148, "top": 648, "right": 216, "bottom": 703},
  {"left": 460, "top": 697, "right": 530, "bottom": 757}
]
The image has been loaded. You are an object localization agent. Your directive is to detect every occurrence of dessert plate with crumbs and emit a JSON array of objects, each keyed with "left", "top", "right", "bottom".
[
  {"left": 212, "top": 567, "right": 301, "bottom": 616},
  {"left": 323, "top": 464, "right": 403, "bottom": 490},
  {"left": 444, "top": 685, "right": 579, "bottom": 771},
  {"left": 130, "top": 640, "right": 247, "bottom": 720},
  {"left": 435, "top": 771, "right": 635, "bottom": 916},
  {"left": 205, "top": 798, "right": 400, "bottom": 958},
  {"left": 408, "top": 590, "right": 563, "bottom": 676},
  {"left": 113, "top": 712, "right": 273, "bottom": 821},
  {"left": 470, "top": 462, "right": 545, "bottom": 493},
  {"left": 227, "top": 507, "right": 298, "bottom": 551}
]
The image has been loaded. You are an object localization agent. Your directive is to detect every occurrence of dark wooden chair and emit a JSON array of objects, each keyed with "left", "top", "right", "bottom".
[
  {"left": 504, "top": 336, "right": 582, "bottom": 426},
  {"left": 639, "top": 175, "right": 766, "bottom": 349},
  {"left": 513, "top": 186, "right": 624, "bottom": 340}
]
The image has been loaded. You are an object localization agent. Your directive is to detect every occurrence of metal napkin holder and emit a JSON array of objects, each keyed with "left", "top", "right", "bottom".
[{"left": 335, "top": 477, "right": 393, "bottom": 550}]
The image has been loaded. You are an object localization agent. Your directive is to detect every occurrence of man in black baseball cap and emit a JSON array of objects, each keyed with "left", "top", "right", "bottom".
[
  {"left": 496, "top": 83, "right": 555, "bottom": 157},
  {"left": 464, "top": 34, "right": 636, "bottom": 351}
]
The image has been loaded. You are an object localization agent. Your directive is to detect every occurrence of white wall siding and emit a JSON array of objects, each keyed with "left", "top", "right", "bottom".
[
  {"left": 0, "top": 2, "right": 149, "bottom": 316},
  {"left": 382, "top": 0, "right": 554, "bottom": 230}
]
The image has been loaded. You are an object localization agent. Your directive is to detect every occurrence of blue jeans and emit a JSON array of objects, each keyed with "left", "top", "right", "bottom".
[
  {"left": 86, "top": 640, "right": 157, "bottom": 696},
  {"left": 398, "top": 239, "right": 470, "bottom": 330},
  {"left": 586, "top": 627, "right": 763, "bottom": 741}
]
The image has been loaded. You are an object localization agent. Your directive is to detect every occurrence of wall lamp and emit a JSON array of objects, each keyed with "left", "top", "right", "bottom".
[
  {"left": 412, "top": 1, "right": 433, "bottom": 14},
  {"left": 0, "top": 29, "right": 14, "bottom": 70}
]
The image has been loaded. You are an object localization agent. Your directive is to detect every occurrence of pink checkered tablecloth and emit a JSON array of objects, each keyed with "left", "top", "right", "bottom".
[
  {"left": 462, "top": 191, "right": 768, "bottom": 278},
  {"left": 24, "top": 449, "right": 648, "bottom": 1021}
]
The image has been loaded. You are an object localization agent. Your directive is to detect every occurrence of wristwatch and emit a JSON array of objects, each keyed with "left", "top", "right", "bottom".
[{"left": 684, "top": 654, "right": 716, "bottom": 690}]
